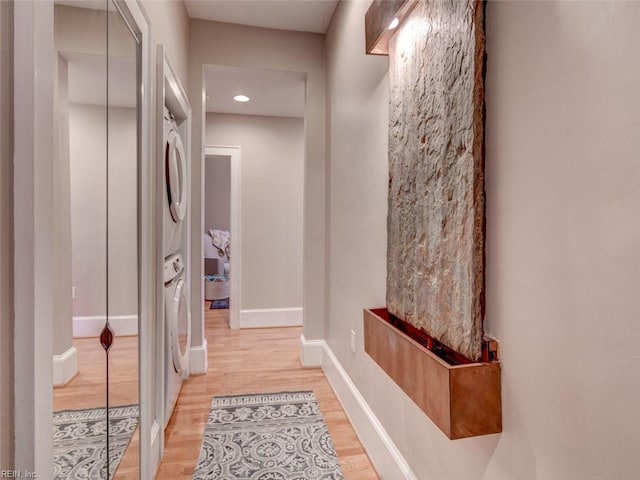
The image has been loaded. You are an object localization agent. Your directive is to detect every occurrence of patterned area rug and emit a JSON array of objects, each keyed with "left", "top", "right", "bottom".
[
  {"left": 53, "top": 404, "right": 138, "bottom": 480},
  {"left": 193, "top": 391, "right": 344, "bottom": 480},
  {"left": 210, "top": 298, "right": 229, "bottom": 309}
]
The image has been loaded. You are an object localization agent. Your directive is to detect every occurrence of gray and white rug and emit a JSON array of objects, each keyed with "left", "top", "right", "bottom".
[
  {"left": 53, "top": 404, "right": 138, "bottom": 480},
  {"left": 193, "top": 391, "right": 345, "bottom": 480}
]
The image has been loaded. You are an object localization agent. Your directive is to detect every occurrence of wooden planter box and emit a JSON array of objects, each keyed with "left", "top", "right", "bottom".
[{"left": 364, "top": 308, "right": 501, "bottom": 439}]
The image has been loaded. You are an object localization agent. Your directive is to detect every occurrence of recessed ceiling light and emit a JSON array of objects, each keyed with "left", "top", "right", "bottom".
[
  {"left": 388, "top": 17, "right": 400, "bottom": 30},
  {"left": 233, "top": 94, "right": 250, "bottom": 103}
]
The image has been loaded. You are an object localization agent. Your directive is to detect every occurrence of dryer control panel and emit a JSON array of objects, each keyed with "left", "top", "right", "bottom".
[{"left": 164, "top": 254, "right": 184, "bottom": 284}]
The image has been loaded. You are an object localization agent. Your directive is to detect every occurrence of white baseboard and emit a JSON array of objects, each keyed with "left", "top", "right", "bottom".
[
  {"left": 53, "top": 346, "right": 78, "bottom": 387},
  {"left": 299, "top": 334, "right": 324, "bottom": 368},
  {"left": 321, "top": 343, "right": 417, "bottom": 480},
  {"left": 189, "top": 337, "right": 208, "bottom": 375},
  {"left": 73, "top": 315, "right": 138, "bottom": 338},
  {"left": 240, "top": 307, "right": 303, "bottom": 329}
]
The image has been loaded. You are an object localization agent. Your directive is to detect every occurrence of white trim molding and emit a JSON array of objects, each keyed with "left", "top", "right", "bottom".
[
  {"left": 300, "top": 339, "right": 418, "bottom": 480},
  {"left": 240, "top": 307, "right": 302, "bottom": 329},
  {"left": 52, "top": 346, "right": 78, "bottom": 387},
  {"left": 149, "top": 420, "right": 161, "bottom": 479},
  {"left": 189, "top": 337, "right": 208, "bottom": 375},
  {"left": 72, "top": 315, "right": 138, "bottom": 338},
  {"left": 299, "top": 334, "right": 324, "bottom": 368}
]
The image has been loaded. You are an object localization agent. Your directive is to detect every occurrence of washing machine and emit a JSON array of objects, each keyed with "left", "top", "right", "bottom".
[
  {"left": 163, "top": 107, "right": 188, "bottom": 257},
  {"left": 163, "top": 254, "right": 191, "bottom": 428}
]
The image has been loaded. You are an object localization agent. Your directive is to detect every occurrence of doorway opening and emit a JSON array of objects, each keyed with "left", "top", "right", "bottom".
[
  {"left": 198, "top": 65, "right": 306, "bottom": 338},
  {"left": 203, "top": 146, "right": 241, "bottom": 330}
]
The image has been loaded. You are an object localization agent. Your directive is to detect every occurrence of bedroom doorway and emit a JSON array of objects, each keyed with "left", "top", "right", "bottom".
[{"left": 204, "top": 146, "right": 241, "bottom": 330}]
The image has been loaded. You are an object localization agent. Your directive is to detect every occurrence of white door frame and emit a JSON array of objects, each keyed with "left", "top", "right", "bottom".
[
  {"left": 13, "top": 0, "right": 154, "bottom": 475},
  {"left": 203, "top": 145, "right": 241, "bottom": 330}
]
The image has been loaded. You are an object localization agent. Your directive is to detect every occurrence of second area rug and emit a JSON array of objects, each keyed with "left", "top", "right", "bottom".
[
  {"left": 192, "top": 391, "right": 345, "bottom": 480},
  {"left": 53, "top": 404, "right": 138, "bottom": 480}
]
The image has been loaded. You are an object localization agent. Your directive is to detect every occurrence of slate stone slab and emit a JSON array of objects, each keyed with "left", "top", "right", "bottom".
[{"left": 387, "top": 0, "right": 486, "bottom": 361}]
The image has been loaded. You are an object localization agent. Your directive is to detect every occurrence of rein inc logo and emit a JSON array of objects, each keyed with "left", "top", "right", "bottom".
[{"left": 1, "top": 472, "right": 37, "bottom": 478}]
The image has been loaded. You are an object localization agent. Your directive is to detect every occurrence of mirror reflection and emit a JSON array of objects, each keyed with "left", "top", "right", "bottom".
[{"left": 52, "top": 1, "right": 139, "bottom": 478}]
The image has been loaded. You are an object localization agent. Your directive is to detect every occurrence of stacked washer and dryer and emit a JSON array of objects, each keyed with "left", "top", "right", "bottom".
[{"left": 163, "top": 106, "right": 191, "bottom": 428}]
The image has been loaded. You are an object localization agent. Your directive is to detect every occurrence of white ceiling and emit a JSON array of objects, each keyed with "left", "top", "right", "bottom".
[
  {"left": 204, "top": 65, "right": 305, "bottom": 118},
  {"left": 184, "top": 0, "right": 339, "bottom": 34},
  {"left": 58, "top": 1, "right": 327, "bottom": 117}
]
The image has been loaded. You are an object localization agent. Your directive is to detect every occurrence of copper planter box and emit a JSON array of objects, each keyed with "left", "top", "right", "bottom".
[{"left": 364, "top": 308, "right": 501, "bottom": 439}]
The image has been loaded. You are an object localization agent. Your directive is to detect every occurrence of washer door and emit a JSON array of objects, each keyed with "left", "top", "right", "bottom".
[
  {"left": 169, "top": 277, "right": 191, "bottom": 374},
  {"left": 165, "top": 128, "right": 187, "bottom": 223}
]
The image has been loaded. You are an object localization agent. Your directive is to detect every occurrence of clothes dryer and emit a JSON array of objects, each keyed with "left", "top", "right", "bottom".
[
  {"left": 163, "top": 108, "right": 188, "bottom": 256},
  {"left": 163, "top": 254, "right": 191, "bottom": 428}
]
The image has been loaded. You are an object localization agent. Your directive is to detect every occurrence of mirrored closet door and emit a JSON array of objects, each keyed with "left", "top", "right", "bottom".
[
  {"left": 105, "top": 2, "right": 140, "bottom": 477},
  {"left": 52, "top": 1, "right": 141, "bottom": 478}
]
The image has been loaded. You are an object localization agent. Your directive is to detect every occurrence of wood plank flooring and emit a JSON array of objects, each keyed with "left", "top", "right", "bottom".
[
  {"left": 155, "top": 306, "right": 379, "bottom": 480},
  {"left": 52, "top": 306, "right": 379, "bottom": 479}
]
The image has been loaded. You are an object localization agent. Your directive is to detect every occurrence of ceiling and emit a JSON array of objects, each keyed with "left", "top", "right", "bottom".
[
  {"left": 204, "top": 65, "right": 305, "bottom": 118},
  {"left": 184, "top": 0, "right": 339, "bottom": 34},
  {"left": 58, "top": 1, "right": 329, "bottom": 117}
]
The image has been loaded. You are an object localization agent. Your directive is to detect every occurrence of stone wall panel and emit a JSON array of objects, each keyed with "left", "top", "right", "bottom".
[{"left": 387, "top": 0, "right": 485, "bottom": 361}]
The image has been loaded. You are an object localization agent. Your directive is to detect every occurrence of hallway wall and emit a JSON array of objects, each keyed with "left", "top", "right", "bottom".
[
  {"left": 325, "top": 1, "right": 640, "bottom": 478},
  {"left": 52, "top": 54, "right": 73, "bottom": 356},
  {"left": 143, "top": 0, "right": 189, "bottom": 87},
  {"left": 69, "top": 104, "right": 138, "bottom": 320},
  {"left": 205, "top": 113, "right": 304, "bottom": 311},
  {"left": 204, "top": 155, "right": 230, "bottom": 234}
]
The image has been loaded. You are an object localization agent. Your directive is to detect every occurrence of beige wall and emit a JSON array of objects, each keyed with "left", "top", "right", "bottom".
[
  {"left": 326, "top": 1, "right": 640, "bottom": 478},
  {"left": 143, "top": 0, "right": 189, "bottom": 87},
  {"left": 188, "top": 20, "right": 326, "bottom": 346},
  {"left": 206, "top": 113, "right": 304, "bottom": 310},
  {"left": 52, "top": 4, "right": 137, "bottom": 352},
  {"left": 0, "top": 0, "right": 14, "bottom": 468},
  {"left": 204, "top": 154, "right": 231, "bottom": 233},
  {"left": 69, "top": 104, "right": 137, "bottom": 319},
  {"left": 52, "top": 55, "right": 73, "bottom": 355},
  {"left": 55, "top": 5, "right": 129, "bottom": 57}
]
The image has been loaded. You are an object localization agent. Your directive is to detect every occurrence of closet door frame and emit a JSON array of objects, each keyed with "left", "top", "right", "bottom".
[
  {"left": 111, "top": 0, "right": 157, "bottom": 476},
  {"left": 12, "top": 0, "right": 157, "bottom": 477}
]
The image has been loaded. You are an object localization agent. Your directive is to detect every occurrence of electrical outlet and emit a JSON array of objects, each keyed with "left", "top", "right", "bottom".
[
  {"left": 350, "top": 330, "right": 356, "bottom": 354},
  {"left": 72, "top": 286, "right": 76, "bottom": 300}
]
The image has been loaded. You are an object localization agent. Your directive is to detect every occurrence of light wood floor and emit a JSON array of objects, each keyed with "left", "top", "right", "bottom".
[
  {"left": 52, "top": 308, "right": 378, "bottom": 479},
  {"left": 155, "top": 305, "right": 379, "bottom": 480}
]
